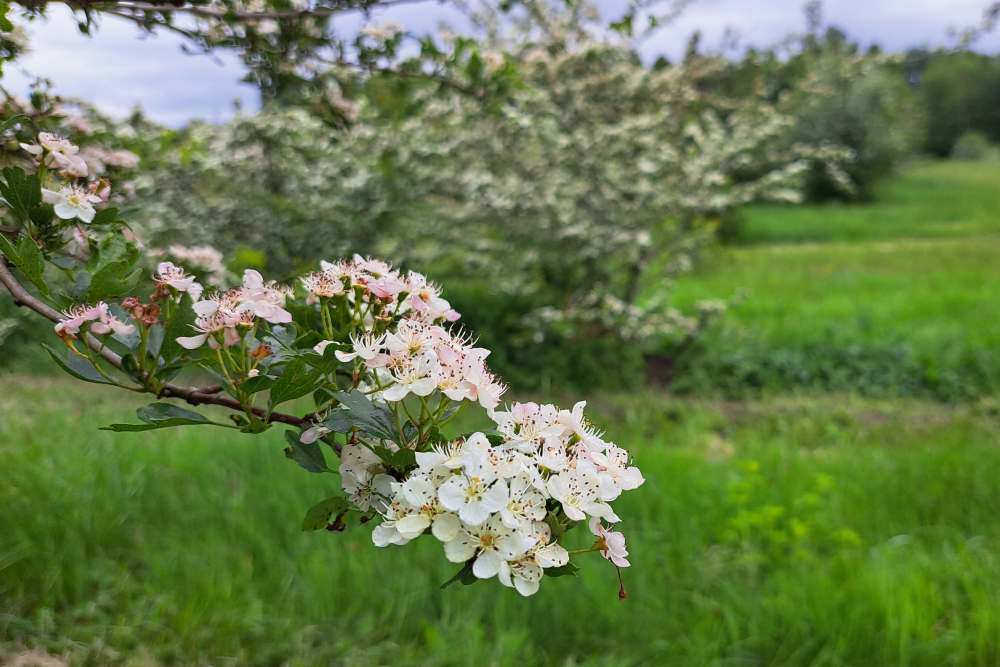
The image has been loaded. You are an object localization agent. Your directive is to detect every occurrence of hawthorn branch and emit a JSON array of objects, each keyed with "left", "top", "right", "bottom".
[
  {"left": 0, "top": 256, "right": 310, "bottom": 429},
  {"left": 16, "top": 0, "right": 423, "bottom": 21}
]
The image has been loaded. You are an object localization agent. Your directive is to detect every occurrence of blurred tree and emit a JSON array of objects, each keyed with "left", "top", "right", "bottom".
[{"left": 918, "top": 52, "right": 1000, "bottom": 157}]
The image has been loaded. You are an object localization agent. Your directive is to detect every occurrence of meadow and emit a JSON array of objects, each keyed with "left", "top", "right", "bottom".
[
  {"left": 670, "top": 161, "right": 1000, "bottom": 399},
  {"left": 2, "top": 159, "right": 1000, "bottom": 666}
]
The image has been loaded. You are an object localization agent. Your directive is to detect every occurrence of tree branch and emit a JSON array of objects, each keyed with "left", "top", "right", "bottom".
[
  {"left": 17, "top": 0, "right": 423, "bottom": 21},
  {"left": 0, "top": 256, "right": 311, "bottom": 429}
]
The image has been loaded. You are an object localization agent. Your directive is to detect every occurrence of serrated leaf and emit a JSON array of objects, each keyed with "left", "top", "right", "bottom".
[
  {"left": 0, "top": 167, "right": 41, "bottom": 218},
  {"left": 284, "top": 430, "right": 331, "bottom": 473},
  {"left": 71, "top": 270, "right": 92, "bottom": 303},
  {"left": 332, "top": 390, "right": 400, "bottom": 442},
  {"left": 268, "top": 357, "right": 323, "bottom": 409},
  {"left": 240, "top": 374, "right": 276, "bottom": 395},
  {"left": 543, "top": 561, "right": 581, "bottom": 578},
  {"left": 120, "top": 354, "right": 141, "bottom": 382},
  {"left": 240, "top": 416, "right": 271, "bottom": 433},
  {"left": 158, "top": 294, "right": 197, "bottom": 363},
  {"left": 301, "top": 496, "right": 351, "bottom": 531},
  {"left": 0, "top": 232, "right": 18, "bottom": 264},
  {"left": 87, "top": 263, "right": 141, "bottom": 302},
  {"left": 90, "top": 207, "right": 119, "bottom": 227}
]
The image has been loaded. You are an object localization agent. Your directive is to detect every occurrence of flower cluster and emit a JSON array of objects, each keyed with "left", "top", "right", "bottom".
[
  {"left": 349, "top": 400, "right": 643, "bottom": 596},
  {"left": 54, "top": 302, "right": 135, "bottom": 339},
  {"left": 177, "top": 269, "right": 291, "bottom": 350},
  {"left": 22, "top": 132, "right": 115, "bottom": 225}
]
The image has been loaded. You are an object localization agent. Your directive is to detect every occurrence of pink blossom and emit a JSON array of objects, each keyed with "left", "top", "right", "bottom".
[{"left": 589, "top": 517, "right": 630, "bottom": 567}]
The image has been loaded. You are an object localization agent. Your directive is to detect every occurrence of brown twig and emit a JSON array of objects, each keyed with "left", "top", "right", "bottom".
[{"left": 0, "top": 256, "right": 311, "bottom": 429}]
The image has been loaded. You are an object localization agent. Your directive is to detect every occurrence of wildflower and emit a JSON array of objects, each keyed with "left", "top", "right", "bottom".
[
  {"left": 372, "top": 502, "right": 414, "bottom": 547},
  {"left": 391, "top": 475, "right": 462, "bottom": 542},
  {"left": 54, "top": 303, "right": 106, "bottom": 338},
  {"left": 558, "top": 401, "right": 607, "bottom": 452},
  {"left": 240, "top": 270, "right": 292, "bottom": 323},
  {"left": 155, "top": 262, "right": 203, "bottom": 300},
  {"left": 499, "top": 471, "right": 547, "bottom": 529},
  {"left": 589, "top": 517, "right": 630, "bottom": 567},
  {"left": 443, "top": 514, "right": 523, "bottom": 579},
  {"left": 437, "top": 447, "right": 509, "bottom": 526},
  {"left": 42, "top": 185, "right": 102, "bottom": 223},
  {"left": 546, "top": 466, "right": 619, "bottom": 522},
  {"left": 381, "top": 350, "right": 438, "bottom": 401},
  {"left": 335, "top": 331, "right": 388, "bottom": 368}
]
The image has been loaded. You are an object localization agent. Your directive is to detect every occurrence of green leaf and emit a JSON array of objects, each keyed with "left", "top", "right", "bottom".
[
  {"left": 302, "top": 496, "right": 351, "bottom": 531},
  {"left": 373, "top": 445, "right": 417, "bottom": 469},
  {"left": 332, "top": 390, "right": 400, "bottom": 442},
  {"left": 71, "top": 270, "right": 91, "bottom": 303},
  {"left": 268, "top": 357, "right": 323, "bottom": 409},
  {"left": 87, "top": 263, "right": 141, "bottom": 302},
  {"left": 544, "top": 513, "right": 567, "bottom": 542},
  {"left": 284, "top": 430, "right": 331, "bottom": 473},
  {"left": 100, "top": 403, "right": 232, "bottom": 432},
  {"left": 239, "top": 374, "right": 276, "bottom": 395},
  {"left": 240, "top": 416, "right": 271, "bottom": 434},
  {"left": 90, "top": 207, "right": 119, "bottom": 227},
  {"left": 0, "top": 167, "right": 41, "bottom": 219},
  {"left": 44, "top": 344, "right": 120, "bottom": 385},
  {"left": 0, "top": 114, "right": 27, "bottom": 134},
  {"left": 15, "top": 234, "right": 47, "bottom": 295},
  {"left": 120, "top": 354, "right": 141, "bottom": 382},
  {"left": 158, "top": 294, "right": 197, "bottom": 363},
  {"left": 485, "top": 432, "right": 505, "bottom": 447},
  {"left": 440, "top": 560, "right": 477, "bottom": 589},
  {"left": 543, "top": 561, "right": 581, "bottom": 578},
  {"left": 0, "top": 232, "right": 18, "bottom": 264}
]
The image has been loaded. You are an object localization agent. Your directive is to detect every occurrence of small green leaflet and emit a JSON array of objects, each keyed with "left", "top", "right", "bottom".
[
  {"left": 0, "top": 167, "right": 42, "bottom": 220},
  {"left": 268, "top": 357, "right": 323, "bottom": 409},
  {"left": 284, "top": 430, "right": 331, "bottom": 473},
  {"left": 0, "top": 233, "right": 49, "bottom": 297},
  {"left": 543, "top": 561, "right": 581, "bottom": 578},
  {"left": 301, "top": 496, "right": 351, "bottom": 531},
  {"left": 440, "top": 560, "right": 479, "bottom": 589}
]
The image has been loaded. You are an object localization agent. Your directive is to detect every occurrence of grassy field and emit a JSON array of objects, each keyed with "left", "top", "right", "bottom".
[
  {"left": 669, "top": 161, "right": 1000, "bottom": 398},
  {"left": 2, "top": 376, "right": 1000, "bottom": 666},
  {"left": 2, "top": 160, "right": 1000, "bottom": 665}
]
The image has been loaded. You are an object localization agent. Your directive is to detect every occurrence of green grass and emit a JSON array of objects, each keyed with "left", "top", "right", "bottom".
[
  {"left": 663, "top": 160, "right": 1000, "bottom": 398},
  {"left": 4, "top": 376, "right": 1000, "bottom": 666},
  {"left": 735, "top": 161, "right": 1000, "bottom": 245}
]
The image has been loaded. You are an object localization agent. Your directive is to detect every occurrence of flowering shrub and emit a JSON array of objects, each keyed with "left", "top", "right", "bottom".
[{"left": 0, "top": 127, "right": 643, "bottom": 597}]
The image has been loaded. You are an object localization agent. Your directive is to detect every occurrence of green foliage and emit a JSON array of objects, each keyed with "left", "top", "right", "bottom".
[
  {"left": 4, "top": 380, "right": 1000, "bottom": 665},
  {"left": 301, "top": 496, "right": 350, "bottom": 531},
  {"left": 917, "top": 51, "right": 1000, "bottom": 157},
  {"left": 667, "top": 161, "right": 1000, "bottom": 400},
  {"left": 0, "top": 167, "right": 42, "bottom": 220},
  {"left": 950, "top": 130, "right": 1000, "bottom": 161},
  {"left": 283, "top": 430, "right": 331, "bottom": 473}
]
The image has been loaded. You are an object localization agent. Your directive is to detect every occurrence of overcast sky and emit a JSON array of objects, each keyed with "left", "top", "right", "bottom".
[{"left": 6, "top": 1, "right": 1000, "bottom": 127}]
